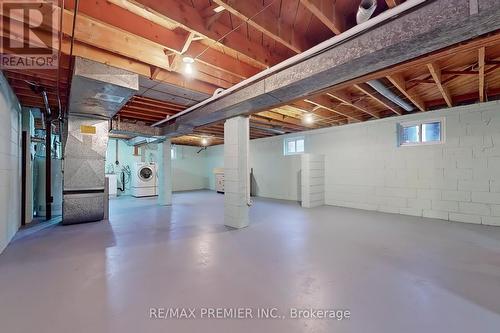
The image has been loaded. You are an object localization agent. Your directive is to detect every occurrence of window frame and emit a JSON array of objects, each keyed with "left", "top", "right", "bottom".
[
  {"left": 397, "top": 118, "right": 445, "bottom": 147},
  {"left": 284, "top": 136, "right": 305, "bottom": 155}
]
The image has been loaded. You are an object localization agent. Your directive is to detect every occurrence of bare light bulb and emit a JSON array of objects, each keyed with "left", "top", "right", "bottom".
[
  {"left": 201, "top": 137, "right": 208, "bottom": 146},
  {"left": 182, "top": 56, "right": 195, "bottom": 76},
  {"left": 184, "top": 63, "right": 194, "bottom": 75},
  {"left": 304, "top": 113, "right": 314, "bottom": 125}
]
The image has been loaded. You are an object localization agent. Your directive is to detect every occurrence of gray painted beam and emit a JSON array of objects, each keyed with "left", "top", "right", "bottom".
[
  {"left": 161, "top": 0, "right": 500, "bottom": 137},
  {"left": 110, "top": 119, "right": 161, "bottom": 137}
]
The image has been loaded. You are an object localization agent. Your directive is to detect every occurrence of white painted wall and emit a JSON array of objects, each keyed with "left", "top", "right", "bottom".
[
  {"left": 171, "top": 145, "right": 209, "bottom": 191},
  {"left": 301, "top": 154, "right": 325, "bottom": 208},
  {"left": 205, "top": 139, "right": 301, "bottom": 201},
  {"left": 0, "top": 72, "right": 22, "bottom": 253},
  {"left": 105, "top": 140, "right": 208, "bottom": 193},
  {"left": 204, "top": 101, "right": 500, "bottom": 226}
]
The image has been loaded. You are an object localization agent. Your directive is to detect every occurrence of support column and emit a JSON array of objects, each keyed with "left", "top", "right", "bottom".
[
  {"left": 301, "top": 154, "right": 325, "bottom": 208},
  {"left": 224, "top": 116, "right": 250, "bottom": 228},
  {"left": 158, "top": 139, "right": 172, "bottom": 205}
]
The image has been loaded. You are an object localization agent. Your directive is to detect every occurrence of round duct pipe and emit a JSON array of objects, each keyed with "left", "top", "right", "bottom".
[{"left": 357, "top": 0, "right": 378, "bottom": 24}]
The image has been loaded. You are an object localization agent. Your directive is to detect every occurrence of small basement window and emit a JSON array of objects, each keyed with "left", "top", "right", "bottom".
[
  {"left": 284, "top": 136, "right": 305, "bottom": 155},
  {"left": 398, "top": 119, "right": 444, "bottom": 146}
]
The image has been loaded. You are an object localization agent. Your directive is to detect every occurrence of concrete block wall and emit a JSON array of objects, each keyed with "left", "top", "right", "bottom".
[
  {"left": 309, "top": 100, "right": 500, "bottom": 226},
  {"left": 0, "top": 72, "right": 22, "bottom": 253},
  {"left": 301, "top": 154, "right": 325, "bottom": 208},
  {"left": 205, "top": 139, "right": 301, "bottom": 201},
  {"left": 203, "top": 101, "right": 500, "bottom": 226}
]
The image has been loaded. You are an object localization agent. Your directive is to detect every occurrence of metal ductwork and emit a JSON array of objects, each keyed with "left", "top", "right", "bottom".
[
  {"left": 357, "top": 0, "right": 414, "bottom": 112},
  {"left": 250, "top": 124, "right": 286, "bottom": 135},
  {"left": 356, "top": 0, "right": 377, "bottom": 25},
  {"left": 62, "top": 57, "right": 138, "bottom": 225},
  {"left": 126, "top": 136, "right": 165, "bottom": 146},
  {"left": 366, "top": 80, "right": 414, "bottom": 112}
]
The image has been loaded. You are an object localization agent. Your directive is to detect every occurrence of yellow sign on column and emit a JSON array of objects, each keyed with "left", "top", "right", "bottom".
[{"left": 80, "top": 125, "right": 97, "bottom": 134}]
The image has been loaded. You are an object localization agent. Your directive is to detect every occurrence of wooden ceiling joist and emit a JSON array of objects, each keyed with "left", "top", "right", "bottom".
[
  {"left": 112, "top": 0, "right": 285, "bottom": 67},
  {"left": 327, "top": 90, "right": 381, "bottom": 119},
  {"left": 385, "top": 0, "right": 402, "bottom": 8},
  {"left": 119, "top": 111, "right": 163, "bottom": 121},
  {"left": 256, "top": 111, "right": 310, "bottom": 130},
  {"left": 0, "top": 14, "right": 219, "bottom": 95},
  {"left": 130, "top": 98, "right": 185, "bottom": 111},
  {"left": 386, "top": 74, "right": 426, "bottom": 111},
  {"left": 290, "top": 101, "right": 346, "bottom": 122},
  {"left": 300, "top": 0, "right": 344, "bottom": 35},
  {"left": 212, "top": 0, "right": 310, "bottom": 53},
  {"left": 4, "top": 6, "right": 241, "bottom": 89},
  {"left": 305, "top": 95, "right": 364, "bottom": 122},
  {"left": 121, "top": 105, "right": 176, "bottom": 116},
  {"left": 68, "top": 0, "right": 261, "bottom": 79},
  {"left": 479, "top": 47, "right": 486, "bottom": 102},
  {"left": 353, "top": 83, "right": 403, "bottom": 115},
  {"left": 427, "top": 62, "right": 453, "bottom": 107},
  {"left": 180, "top": 32, "right": 195, "bottom": 54}
]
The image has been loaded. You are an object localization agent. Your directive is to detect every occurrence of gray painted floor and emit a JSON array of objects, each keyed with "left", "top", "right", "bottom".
[{"left": 1, "top": 190, "right": 500, "bottom": 332}]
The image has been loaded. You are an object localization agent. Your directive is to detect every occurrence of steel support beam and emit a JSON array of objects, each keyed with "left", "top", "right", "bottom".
[{"left": 160, "top": 0, "right": 500, "bottom": 137}]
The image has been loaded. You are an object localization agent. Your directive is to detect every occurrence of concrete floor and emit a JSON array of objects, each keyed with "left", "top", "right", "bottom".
[{"left": 1, "top": 190, "right": 500, "bottom": 332}]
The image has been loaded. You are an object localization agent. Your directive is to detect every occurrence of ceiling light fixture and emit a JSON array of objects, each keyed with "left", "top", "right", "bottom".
[
  {"left": 213, "top": 5, "right": 225, "bottom": 13},
  {"left": 182, "top": 56, "right": 195, "bottom": 76},
  {"left": 201, "top": 137, "right": 209, "bottom": 146},
  {"left": 304, "top": 113, "right": 314, "bottom": 125}
]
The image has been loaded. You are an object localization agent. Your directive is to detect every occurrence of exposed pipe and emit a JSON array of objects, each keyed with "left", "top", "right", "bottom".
[
  {"left": 250, "top": 124, "right": 286, "bottom": 135},
  {"left": 152, "top": 0, "right": 429, "bottom": 127},
  {"left": 367, "top": 79, "right": 414, "bottom": 111},
  {"left": 41, "top": 89, "right": 53, "bottom": 220},
  {"left": 21, "top": 131, "right": 27, "bottom": 226},
  {"left": 65, "top": 0, "right": 80, "bottom": 112},
  {"left": 41, "top": 91, "right": 52, "bottom": 117},
  {"left": 27, "top": 83, "right": 54, "bottom": 219},
  {"left": 356, "top": 0, "right": 377, "bottom": 25},
  {"left": 115, "top": 138, "right": 119, "bottom": 165},
  {"left": 45, "top": 116, "right": 52, "bottom": 220},
  {"left": 56, "top": 0, "right": 65, "bottom": 121},
  {"left": 356, "top": 0, "right": 415, "bottom": 112}
]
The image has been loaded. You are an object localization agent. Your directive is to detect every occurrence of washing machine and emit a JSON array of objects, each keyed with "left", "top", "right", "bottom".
[{"left": 131, "top": 162, "right": 158, "bottom": 197}]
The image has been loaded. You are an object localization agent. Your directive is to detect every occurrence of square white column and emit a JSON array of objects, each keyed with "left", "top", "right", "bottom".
[
  {"left": 301, "top": 154, "right": 325, "bottom": 208},
  {"left": 224, "top": 116, "right": 250, "bottom": 228},
  {"left": 158, "top": 139, "right": 172, "bottom": 206}
]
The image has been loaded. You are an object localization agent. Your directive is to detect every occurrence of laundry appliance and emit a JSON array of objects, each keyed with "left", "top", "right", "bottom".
[{"left": 131, "top": 162, "right": 158, "bottom": 197}]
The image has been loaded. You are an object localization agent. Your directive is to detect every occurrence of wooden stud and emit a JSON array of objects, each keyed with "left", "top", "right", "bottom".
[
  {"left": 300, "top": 0, "right": 344, "bottom": 35},
  {"left": 479, "top": 47, "right": 486, "bottom": 102},
  {"left": 150, "top": 66, "right": 162, "bottom": 80},
  {"left": 385, "top": 0, "right": 401, "bottom": 8},
  {"left": 112, "top": 0, "right": 284, "bottom": 67},
  {"left": 212, "top": 0, "right": 310, "bottom": 53},
  {"left": 327, "top": 90, "right": 381, "bottom": 118},
  {"left": 180, "top": 32, "right": 195, "bottom": 54},
  {"left": 427, "top": 62, "right": 453, "bottom": 107},
  {"left": 387, "top": 74, "right": 426, "bottom": 111},
  {"left": 305, "top": 95, "right": 364, "bottom": 122},
  {"left": 353, "top": 83, "right": 403, "bottom": 115}
]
